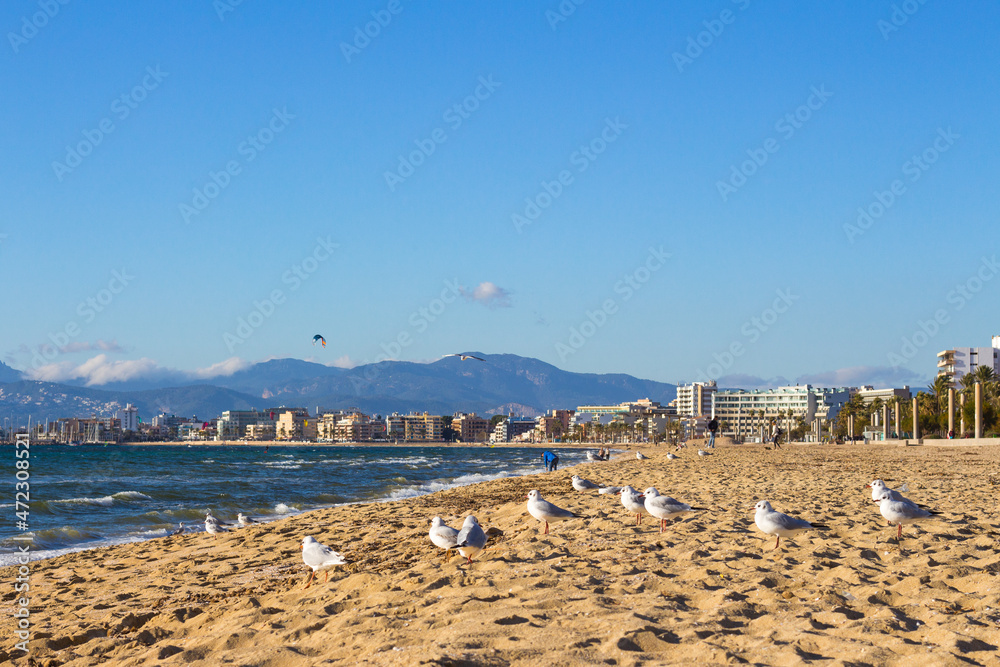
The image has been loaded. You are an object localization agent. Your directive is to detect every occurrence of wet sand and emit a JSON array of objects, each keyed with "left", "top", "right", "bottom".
[{"left": 3, "top": 443, "right": 999, "bottom": 666}]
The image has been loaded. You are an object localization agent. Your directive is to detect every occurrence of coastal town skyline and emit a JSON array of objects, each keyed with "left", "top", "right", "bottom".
[{"left": 4, "top": 3, "right": 998, "bottom": 390}]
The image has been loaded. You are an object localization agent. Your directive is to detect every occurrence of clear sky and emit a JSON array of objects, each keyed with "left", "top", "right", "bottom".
[{"left": 2, "top": 1, "right": 998, "bottom": 389}]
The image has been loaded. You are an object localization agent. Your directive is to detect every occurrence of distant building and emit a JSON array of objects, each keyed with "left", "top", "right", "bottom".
[
  {"left": 384, "top": 412, "right": 444, "bottom": 442},
  {"left": 937, "top": 337, "right": 1000, "bottom": 384},
  {"left": 855, "top": 386, "right": 912, "bottom": 404},
  {"left": 117, "top": 404, "right": 139, "bottom": 432},
  {"left": 490, "top": 416, "right": 536, "bottom": 443},
  {"left": 674, "top": 381, "right": 717, "bottom": 418},
  {"left": 713, "top": 385, "right": 851, "bottom": 440},
  {"left": 246, "top": 423, "right": 275, "bottom": 440},
  {"left": 453, "top": 413, "right": 489, "bottom": 442},
  {"left": 217, "top": 409, "right": 275, "bottom": 440},
  {"left": 276, "top": 409, "right": 316, "bottom": 441}
]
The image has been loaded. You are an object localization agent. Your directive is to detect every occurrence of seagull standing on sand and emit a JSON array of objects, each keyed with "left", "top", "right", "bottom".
[
  {"left": 666, "top": 453, "right": 678, "bottom": 460},
  {"left": 643, "top": 488, "right": 707, "bottom": 533},
  {"left": 753, "top": 500, "right": 827, "bottom": 549},
  {"left": 876, "top": 492, "right": 940, "bottom": 542},
  {"left": 237, "top": 513, "right": 257, "bottom": 527},
  {"left": 301, "top": 536, "right": 347, "bottom": 588},
  {"left": 571, "top": 475, "right": 601, "bottom": 491},
  {"left": 205, "top": 518, "right": 228, "bottom": 537},
  {"left": 636, "top": 452, "right": 648, "bottom": 460},
  {"left": 526, "top": 490, "right": 579, "bottom": 535},
  {"left": 454, "top": 516, "right": 488, "bottom": 563},
  {"left": 205, "top": 510, "right": 233, "bottom": 527},
  {"left": 429, "top": 517, "right": 460, "bottom": 562},
  {"left": 169, "top": 522, "right": 185, "bottom": 536},
  {"left": 620, "top": 486, "right": 648, "bottom": 525},
  {"left": 444, "top": 354, "right": 485, "bottom": 362},
  {"left": 697, "top": 449, "right": 711, "bottom": 457},
  {"left": 867, "top": 479, "right": 922, "bottom": 525}
]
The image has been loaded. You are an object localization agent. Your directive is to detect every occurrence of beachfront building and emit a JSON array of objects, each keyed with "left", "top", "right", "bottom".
[
  {"left": 937, "top": 337, "right": 1000, "bottom": 385},
  {"left": 334, "top": 413, "right": 373, "bottom": 442},
  {"left": 245, "top": 423, "right": 275, "bottom": 440},
  {"left": 276, "top": 409, "right": 316, "bottom": 441},
  {"left": 674, "top": 381, "right": 717, "bottom": 418},
  {"left": 385, "top": 412, "right": 444, "bottom": 442},
  {"left": 490, "top": 416, "right": 537, "bottom": 443},
  {"left": 453, "top": 413, "right": 490, "bottom": 442},
  {"left": 535, "top": 409, "right": 573, "bottom": 439},
  {"left": 117, "top": 404, "right": 139, "bottom": 432},
  {"left": 217, "top": 409, "right": 272, "bottom": 440},
  {"left": 713, "top": 385, "right": 851, "bottom": 441}
]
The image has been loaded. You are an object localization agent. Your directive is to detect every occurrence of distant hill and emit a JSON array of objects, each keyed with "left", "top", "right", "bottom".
[
  {"left": 0, "top": 361, "right": 22, "bottom": 383},
  {"left": 0, "top": 353, "right": 676, "bottom": 423}
]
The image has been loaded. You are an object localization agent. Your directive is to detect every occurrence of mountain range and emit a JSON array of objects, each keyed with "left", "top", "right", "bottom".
[{"left": 0, "top": 354, "right": 676, "bottom": 424}]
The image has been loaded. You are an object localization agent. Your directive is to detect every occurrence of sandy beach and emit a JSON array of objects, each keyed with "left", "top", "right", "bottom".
[{"left": 4, "top": 442, "right": 1000, "bottom": 666}]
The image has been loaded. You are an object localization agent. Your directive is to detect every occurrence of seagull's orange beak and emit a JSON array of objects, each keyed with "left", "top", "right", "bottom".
[{"left": 300, "top": 545, "right": 303, "bottom": 550}]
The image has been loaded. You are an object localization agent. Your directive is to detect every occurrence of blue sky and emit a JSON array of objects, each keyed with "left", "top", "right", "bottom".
[{"left": 2, "top": 1, "right": 998, "bottom": 389}]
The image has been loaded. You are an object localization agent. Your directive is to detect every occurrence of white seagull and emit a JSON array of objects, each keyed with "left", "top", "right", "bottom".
[
  {"left": 636, "top": 452, "right": 648, "bottom": 460},
  {"left": 429, "top": 517, "right": 460, "bottom": 561},
  {"left": 571, "top": 475, "right": 601, "bottom": 491},
  {"left": 205, "top": 518, "right": 228, "bottom": 537},
  {"left": 753, "top": 500, "right": 828, "bottom": 549},
  {"left": 586, "top": 451, "right": 599, "bottom": 461},
  {"left": 666, "top": 453, "right": 678, "bottom": 460},
  {"left": 444, "top": 354, "right": 485, "bottom": 362},
  {"left": 867, "top": 479, "right": 919, "bottom": 505},
  {"left": 301, "top": 536, "right": 347, "bottom": 588},
  {"left": 643, "top": 488, "right": 707, "bottom": 533},
  {"left": 237, "top": 513, "right": 257, "bottom": 527},
  {"left": 205, "top": 510, "right": 233, "bottom": 527},
  {"left": 169, "top": 522, "right": 185, "bottom": 536},
  {"left": 526, "top": 490, "right": 579, "bottom": 535},
  {"left": 620, "top": 485, "right": 648, "bottom": 525},
  {"left": 697, "top": 449, "right": 711, "bottom": 457},
  {"left": 454, "top": 515, "right": 488, "bottom": 563},
  {"left": 876, "top": 492, "right": 940, "bottom": 541}
]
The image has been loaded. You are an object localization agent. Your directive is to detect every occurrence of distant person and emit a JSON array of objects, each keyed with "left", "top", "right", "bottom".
[
  {"left": 707, "top": 417, "right": 718, "bottom": 448},
  {"left": 948, "top": 429, "right": 954, "bottom": 439},
  {"left": 542, "top": 450, "right": 559, "bottom": 471},
  {"left": 771, "top": 424, "right": 781, "bottom": 449}
]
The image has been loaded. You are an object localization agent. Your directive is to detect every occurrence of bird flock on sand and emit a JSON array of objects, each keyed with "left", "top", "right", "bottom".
[{"left": 183, "top": 451, "right": 943, "bottom": 589}]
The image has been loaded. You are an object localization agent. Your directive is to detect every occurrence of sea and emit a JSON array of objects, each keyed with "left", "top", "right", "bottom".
[{"left": 0, "top": 444, "right": 588, "bottom": 566}]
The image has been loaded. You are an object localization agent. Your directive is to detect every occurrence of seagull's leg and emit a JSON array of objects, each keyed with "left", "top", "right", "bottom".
[
  {"left": 897, "top": 523, "right": 902, "bottom": 541},
  {"left": 660, "top": 519, "right": 666, "bottom": 533},
  {"left": 774, "top": 536, "right": 780, "bottom": 550},
  {"left": 324, "top": 571, "right": 330, "bottom": 583},
  {"left": 304, "top": 571, "right": 315, "bottom": 589},
  {"left": 544, "top": 522, "right": 549, "bottom": 535}
]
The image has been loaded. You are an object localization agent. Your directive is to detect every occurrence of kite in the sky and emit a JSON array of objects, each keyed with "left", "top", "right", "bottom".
[{"left": 313, "top": 334, "right": 327, "bottom": 348}]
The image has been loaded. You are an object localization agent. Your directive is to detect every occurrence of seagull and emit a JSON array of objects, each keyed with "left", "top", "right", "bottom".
[
  {"left": 526, "top": 490, "right": 579, "bottom": 535},
  {"left": 444, "top": 354, "right": 485, "bottom": 362},
  {"left": 620, "top": 486, "right": 648, "bottom": 525},
  {"left": 301, "top": 536, "right": 347, "bottom": 588},
  {"left": 586, "top": 451, "right": 599, "bottom": 461},
  {"left": 867, "top": 479, "right": 918, "bottom": 505},
  {"left": 643, "top": 488, "right": 707, "bottom": 532},
  {"left": 666, "top": 453, "right": 678, "bottom": 460},
  {"left": 753, "top": 500, "right": 827, "bottom": 549},
  {"left": 636, "top": 452, "right": 648, "bottom": 460},
  {"left": 237, "top": 513, "right": 257, "bottom": 527},
  {"left": 598, "top": 486, "right": 623, "bottom": 495},
  {"left": 429, "top": 517, "right": 460, "bottom": 562},
  {"left": 571, "top": 475, "right": 601, "bottom": 491},
  {"left": 205, "top": 518, "right": 228, "bottom": 537},
  {"left": 169, "top": 522, "right": 185, "bottom": 536},
  {"left": 454, "top": 516, "right": 488, "bottom": 563},
  {"left": 205, "top": 510, "right": 233, "bottom": 527},
  {"left": 876, "top": 492, "right": 940, "bottom": 541},
  {"left": 697, "top": 449, "right": 711, "bottom": 457}
]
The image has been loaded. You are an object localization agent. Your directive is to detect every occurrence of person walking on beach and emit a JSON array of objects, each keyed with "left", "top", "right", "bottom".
[
  {"left": 542, "top": 450, "right": 559, "bottom": 471},
  {"left": 707, "top": 417, "right": 718, "bottom": 449},
  {"left": 771, "top": 422, "right": 782, "bottom": 449}
]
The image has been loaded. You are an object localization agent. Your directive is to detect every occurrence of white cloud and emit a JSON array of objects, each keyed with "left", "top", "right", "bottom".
[
  {"left": 25, "top": 354, "right": 255, "bottom": 386},
  {"left": 461, "top": 281, "right": 512, "bottom": 308},
  {"left": 327, "top": 355, "right": 357, "bottom": 369}
]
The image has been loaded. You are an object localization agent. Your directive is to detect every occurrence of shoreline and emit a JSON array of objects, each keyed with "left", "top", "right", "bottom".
[{"left": 4, "top": 443, "right": 999, "bottom": 664}]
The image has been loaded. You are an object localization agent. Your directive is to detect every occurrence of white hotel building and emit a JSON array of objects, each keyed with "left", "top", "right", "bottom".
[
  {"left": 937, "top": 336, "right": 1000, "bottom": 385},
  {"left": 712, "top": 385, "right": 851, "bottom": 440}
]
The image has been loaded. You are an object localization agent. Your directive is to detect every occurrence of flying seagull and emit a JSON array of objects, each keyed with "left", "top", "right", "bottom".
[{"left": 444, "top": 354, "right": 485, "bottom": 361}]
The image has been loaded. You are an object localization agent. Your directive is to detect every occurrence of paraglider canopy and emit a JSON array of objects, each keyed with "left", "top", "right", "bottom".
[{"left": 313, "top": 334, "right": 327, "bottom": 348}]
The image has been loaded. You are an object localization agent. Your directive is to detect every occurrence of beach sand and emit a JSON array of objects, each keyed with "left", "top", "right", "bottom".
[{"left": 3, "top": 443, "right": 1000, "bottom": 666}]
